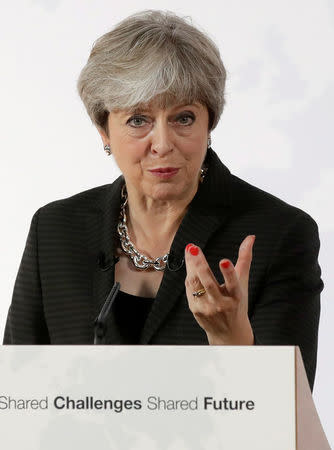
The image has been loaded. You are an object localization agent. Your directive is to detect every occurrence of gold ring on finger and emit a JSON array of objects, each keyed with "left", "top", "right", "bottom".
[{"left": 192, "top": 288, "right": 206, "bottom": 298}]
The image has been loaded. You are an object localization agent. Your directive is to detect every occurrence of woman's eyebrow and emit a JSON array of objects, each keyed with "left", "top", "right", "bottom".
[
  {"left": 170, "top": 104, "right": 200, "bottom": 113},
  {"left": 122, "top": 107, "right": 148, "bottom": 116}
]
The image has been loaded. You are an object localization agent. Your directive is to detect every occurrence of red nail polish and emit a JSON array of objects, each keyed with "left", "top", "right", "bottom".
[
  {"left": 189, "top": 246, "right": 199, "bottom": 256},
  {"left": 221, "top": 260, "right": 230, "bottom": 269},
  {"left": 186, "top": 243, "right": 195, "bottom": 252}
]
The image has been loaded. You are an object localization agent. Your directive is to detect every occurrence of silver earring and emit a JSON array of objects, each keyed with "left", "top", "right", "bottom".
[
  {"left": 104, "top": 144, "right": 111, "bottom": 155},
  {"left": 200, "top": 166, "right": 208, "bottom": 183},
  {"left": 207, "top": 136, "right": 212, "bottom": 148}
]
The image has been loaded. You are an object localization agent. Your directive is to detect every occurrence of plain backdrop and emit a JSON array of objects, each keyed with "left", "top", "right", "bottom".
[{"left": 1, "top": 0, "right": 333, "bottom": 446}]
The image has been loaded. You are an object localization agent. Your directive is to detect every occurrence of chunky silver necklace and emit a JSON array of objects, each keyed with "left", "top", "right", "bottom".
[
  {"left": 117, "top": 184, "right": 169, "bottom": 271},
  {"left": 116, "top": 167, "right": 208, "bottom": 271}
]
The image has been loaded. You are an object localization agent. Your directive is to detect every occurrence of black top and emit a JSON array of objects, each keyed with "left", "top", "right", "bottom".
[{"left": 112, "top": 290, "right": 155, "bottom": 344}]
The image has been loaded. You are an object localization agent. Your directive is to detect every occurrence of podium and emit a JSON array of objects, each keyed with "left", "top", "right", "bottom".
[{"left": 0, "top": 346, "right": 329, "bottom": 450}]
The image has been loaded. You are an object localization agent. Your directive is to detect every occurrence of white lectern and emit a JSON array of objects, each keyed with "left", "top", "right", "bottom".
[{"left": 0, "top": 346, "right": 329, "bottom": 450}]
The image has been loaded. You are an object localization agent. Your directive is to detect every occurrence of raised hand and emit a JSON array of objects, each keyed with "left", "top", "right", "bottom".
[{"left": 184, "top": 235, "right": 256, "bottom": 345}]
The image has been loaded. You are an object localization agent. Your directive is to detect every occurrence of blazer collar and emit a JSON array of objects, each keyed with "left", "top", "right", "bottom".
[{"left": 91, "top": 147, "right": 232, "bottom": 344}]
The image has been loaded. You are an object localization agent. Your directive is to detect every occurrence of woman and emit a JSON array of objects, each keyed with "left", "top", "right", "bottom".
[{"left": 3, "top": 10, "right": 323, "bottom": 391}]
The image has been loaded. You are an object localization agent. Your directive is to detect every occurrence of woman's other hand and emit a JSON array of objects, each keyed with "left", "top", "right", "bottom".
[{"left": 184, "top": 236, "right": 256, "bottom": 345}]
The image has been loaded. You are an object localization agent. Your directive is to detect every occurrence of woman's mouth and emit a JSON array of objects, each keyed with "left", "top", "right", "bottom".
[{"left": 149, "top": 167, "right": 179, "bottom": 179}]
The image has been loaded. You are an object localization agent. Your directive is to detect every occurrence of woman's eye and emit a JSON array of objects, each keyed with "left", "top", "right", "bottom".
[
  {"left": 127, "top": 116, "right": 147, "bottom": 127},
  {"left": 177, "top": 114, "right": 195, "bottom": 125}
]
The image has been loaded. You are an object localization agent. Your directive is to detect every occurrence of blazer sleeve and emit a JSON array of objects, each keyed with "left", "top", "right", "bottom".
[
  {"left": 3, "top": 208, "right": 50, "bottom": 344},
  {"left": 250, "top": 212, "right": 324, "bottom": 392}
]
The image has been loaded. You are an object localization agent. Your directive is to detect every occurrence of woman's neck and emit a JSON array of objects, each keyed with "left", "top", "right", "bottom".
[{"left": 124, "top": 183, "right": 198, "bottom": 257}]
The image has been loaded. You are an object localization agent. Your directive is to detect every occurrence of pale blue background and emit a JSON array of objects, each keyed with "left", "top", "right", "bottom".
[{"left": 0, "top": 0, "right": 333, "bottom": 446}]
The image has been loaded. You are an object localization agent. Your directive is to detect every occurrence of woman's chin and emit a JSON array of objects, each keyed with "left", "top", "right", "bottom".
[
  {"left": 150, "top": 184, "right": 181, "bottom": 201},
  {"left": 148, "top": 181, "right": 195, "bottom": 202}
]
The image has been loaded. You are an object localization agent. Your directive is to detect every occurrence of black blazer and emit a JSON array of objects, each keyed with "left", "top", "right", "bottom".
[{"left": 3, "top": 148, "right": 324, "bottom": 391}]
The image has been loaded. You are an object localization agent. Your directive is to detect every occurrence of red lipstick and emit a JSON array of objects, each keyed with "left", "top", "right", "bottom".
[{"left": 149, "top": 167, "right": 179, "bottom": 179}]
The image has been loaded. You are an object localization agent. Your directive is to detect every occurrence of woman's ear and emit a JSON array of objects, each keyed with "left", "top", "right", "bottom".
[{"left": 96, "top": 126, "right": 110, "bottom": 147}]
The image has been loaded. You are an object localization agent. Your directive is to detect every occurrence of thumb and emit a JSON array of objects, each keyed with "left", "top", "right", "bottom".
[{"left": 234, "top": 235, "right": 255, "bottom": 284}]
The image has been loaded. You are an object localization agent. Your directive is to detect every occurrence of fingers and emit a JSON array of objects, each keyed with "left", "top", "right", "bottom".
[
  {"left": 184, "top": 241, "right": 255, "bottom": 342},
  {"left": 184, "top": 244, "right": 220, "bottom": 300},
  {"left": 234, "top": 235, "right": 256, "bottom": 284},
  {"left": 218, "top": 259, "right": 243, "bottom": 299},
  {"left": 184, "top": 235, "right": 255, "bottom": 303}
]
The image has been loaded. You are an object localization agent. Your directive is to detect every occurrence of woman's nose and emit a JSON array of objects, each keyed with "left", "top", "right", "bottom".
[{"left": 150, "top": 119, "right": 173, "bottom": 156}]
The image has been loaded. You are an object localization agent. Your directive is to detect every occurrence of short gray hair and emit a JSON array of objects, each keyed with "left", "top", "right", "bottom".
[{"left": 77, "top": 9, "right": 227, "bottom": 134}]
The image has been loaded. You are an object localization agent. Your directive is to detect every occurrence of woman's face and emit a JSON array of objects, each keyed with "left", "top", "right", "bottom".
[{"left": 98, "top": 100, "right": 209, "bottom": 203}]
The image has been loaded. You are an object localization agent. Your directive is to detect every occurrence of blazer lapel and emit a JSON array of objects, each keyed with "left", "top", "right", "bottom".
[
  {"left": 89, "top": 175, "right": 125, "bottom": 344},
  {"left": 140, "top": 148, "right": 232, "bottom": 344}
]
